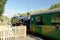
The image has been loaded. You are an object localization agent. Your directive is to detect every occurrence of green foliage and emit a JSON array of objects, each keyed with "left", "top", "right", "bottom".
[
  {"left": 0, "top": 0, "right": 7, "bottom": 16},
  {"left": 0, "top": 15, "right": 9, "bottom": 21},
  {"left": 17, "top": 13, "right": 21, "bottom": 16},
  {"left": 0, "top": 15, "right": 9, "bottom": 25},
  {"left": 49, "top": 3, "right": 60, "bottom": 9},
  {"left": 21, "top": 12, "right": 28, "bottom": 16},
  {"left": 27, "top": 12, "right": 30, "bottom": 16}
]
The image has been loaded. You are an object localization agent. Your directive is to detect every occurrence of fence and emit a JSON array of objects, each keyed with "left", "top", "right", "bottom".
[{"left": 0, "top": 25, "right": 26, "bottom": 40}]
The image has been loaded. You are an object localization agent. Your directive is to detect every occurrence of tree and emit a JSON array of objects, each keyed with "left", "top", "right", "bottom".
[
  {"left": 0, "top": 0, "right": 7, "bottom": 16},
  {"left": 27, "top": 12, "right": 30, "bottom": 16},
  {"left": 17, "top": 13, "right": 22, "bottom": 16},
  {"left": 49, "top": 3, "right": 60, "bottom": 9}
]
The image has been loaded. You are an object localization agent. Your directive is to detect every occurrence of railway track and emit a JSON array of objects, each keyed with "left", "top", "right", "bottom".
[{"left": 27, "top": 31, "right": 55, "bottom": 40}]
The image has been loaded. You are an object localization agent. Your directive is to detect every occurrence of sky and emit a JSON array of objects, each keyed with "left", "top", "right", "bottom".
[{"left": 3, "top": 0, "right": 60, "bottom": 18}]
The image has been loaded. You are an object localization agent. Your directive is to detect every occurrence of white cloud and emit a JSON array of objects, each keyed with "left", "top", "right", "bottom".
[{"left": 3, "top": 9, "right": 20, "bottom": 18}]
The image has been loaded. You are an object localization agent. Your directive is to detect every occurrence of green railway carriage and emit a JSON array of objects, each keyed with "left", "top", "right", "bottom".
[{"left": 30, "top": 8, "right": 60, "bottom": 40}]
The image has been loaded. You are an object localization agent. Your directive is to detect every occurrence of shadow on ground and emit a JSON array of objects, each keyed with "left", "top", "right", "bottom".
[{"left": 27, "top": 34, "right": 43, "bottom": 40}]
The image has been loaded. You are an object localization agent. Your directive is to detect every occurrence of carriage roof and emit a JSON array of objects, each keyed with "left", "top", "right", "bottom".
[{"left": 31, "top": 8, "right": 60, "bottom": 15}]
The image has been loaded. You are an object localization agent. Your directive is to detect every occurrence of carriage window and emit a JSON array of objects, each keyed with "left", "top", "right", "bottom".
[
  {"left": 31, "top": 18, "right": 34, "bottom": 24},
  {"left": 36, "top": 16, "right": 41, "bottom": 22},
  {"left": 52, "top": 14, "right": 60, "bottom": 26},
  {"left": 31, "top": 18, "right": 33, "bottom": 21},
  {"left": 36, "top": 16, "right": 44, "bottom": 25},
  {"left": 31, "top": 18, "right": 33, "bottom": 22}
]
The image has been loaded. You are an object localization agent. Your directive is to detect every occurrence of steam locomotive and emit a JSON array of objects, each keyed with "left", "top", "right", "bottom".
[{"left": 11, "top": 16, "right": 30, "bottom": 32}]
